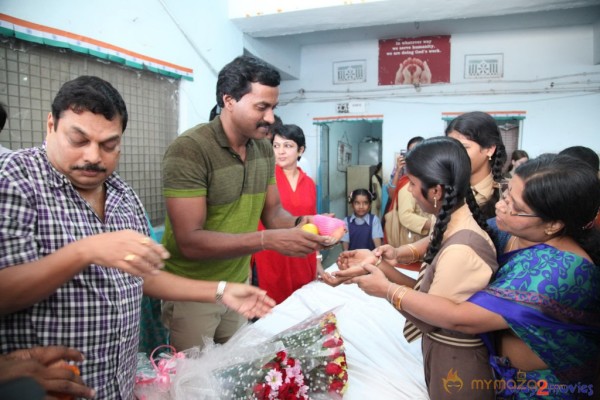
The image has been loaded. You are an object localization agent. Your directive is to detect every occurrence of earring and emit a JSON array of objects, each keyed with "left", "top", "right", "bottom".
[
  {"left": 434, "top": 197, "right": 437, "bottom": 208},
  {"left": 488, "top": 155, "right": 492, "bottom": 161},
  {"left": 544, "top": 229, "right": 552, "bottom": 236}
]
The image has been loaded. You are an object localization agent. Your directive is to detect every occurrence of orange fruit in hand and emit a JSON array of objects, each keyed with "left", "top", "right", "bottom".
[
  {"left": 54, "top": 363, "right": 81, "bottom": 400},
  {"left": 63, "top": 364, "right": 80, "bottom": 375},
  {"left": 301, "top": 223, "right": 319, "bottom": 235}
]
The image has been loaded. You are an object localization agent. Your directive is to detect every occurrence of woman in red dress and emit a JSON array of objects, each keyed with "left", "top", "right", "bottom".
[{"left": 253, "top": 124, "right": 322, "bottom": 304}]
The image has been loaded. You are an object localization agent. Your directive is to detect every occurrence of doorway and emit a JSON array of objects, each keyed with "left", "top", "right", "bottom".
[{"left": 314, "top": 117, "right": 383, "bottom": 219}]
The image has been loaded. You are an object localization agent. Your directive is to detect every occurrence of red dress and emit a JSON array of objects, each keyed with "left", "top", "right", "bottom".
[{"left": 254, "top": 165, "right": 317, "bottom": 304}]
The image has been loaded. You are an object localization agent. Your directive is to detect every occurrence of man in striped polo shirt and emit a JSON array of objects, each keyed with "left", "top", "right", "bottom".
[{"left": 161, "top": 56, "right": 331, "bottom": 351}]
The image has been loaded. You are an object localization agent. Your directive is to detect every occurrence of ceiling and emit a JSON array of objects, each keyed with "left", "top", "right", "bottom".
[{"left": 230, "top": 0, "right": 600, "bottom": 46}]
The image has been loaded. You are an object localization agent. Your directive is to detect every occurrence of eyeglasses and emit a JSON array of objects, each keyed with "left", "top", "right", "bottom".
[{"left": 498, "top": 181, "right": 539, "bottom": 218}]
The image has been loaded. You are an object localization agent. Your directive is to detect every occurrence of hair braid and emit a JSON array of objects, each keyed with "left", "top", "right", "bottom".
[
  {"left": 491, "top": 144, "right": 507, "bottom": 182},
  {"left": 477, "top": 143, "right": 507, "bottom": 219},
  {"left": 424, "top": 186, "right": 458, "bottom": 263},
  {"left": 465, "top": 188, "right": 495, "bottom": 242}
]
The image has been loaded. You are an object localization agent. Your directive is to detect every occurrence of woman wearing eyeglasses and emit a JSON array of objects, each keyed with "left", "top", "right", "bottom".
[{"left": 336, "top": 153, "right": 600, "bottom": 399}]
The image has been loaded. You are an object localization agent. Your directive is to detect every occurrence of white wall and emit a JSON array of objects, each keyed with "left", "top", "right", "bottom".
[
  {"left": 2, "top": 2, "right": 598, "bottom": 181},
  {"left": 1, "top": 0, "right": 244, "bottom": 133},
  {"left": 276, "top": 25, "right": 600, "bottom": 181},
  {"left": 594, "top": 19, "right": 600, "bottom": 65}
]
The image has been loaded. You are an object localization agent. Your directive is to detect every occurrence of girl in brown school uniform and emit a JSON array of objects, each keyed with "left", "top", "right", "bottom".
[{"left": 329, "top": 136, "right": 498, "bottom": 399}]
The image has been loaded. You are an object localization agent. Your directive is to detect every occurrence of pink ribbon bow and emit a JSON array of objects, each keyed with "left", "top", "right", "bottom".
[{"left": 150, "top": 344, "right": 185, "bottom": 391}]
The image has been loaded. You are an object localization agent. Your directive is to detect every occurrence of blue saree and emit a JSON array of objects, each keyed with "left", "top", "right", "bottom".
[{"left": 469, "top": 243, "right": 600, "bottom": 399}]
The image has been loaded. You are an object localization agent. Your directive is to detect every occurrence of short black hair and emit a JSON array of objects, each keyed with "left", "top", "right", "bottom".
[
  {"left": 272, "top": 124, "right": 306, "bottom": 161},
  {"left": 51, "top": 76, "right": 128, "bottom": 132},
  {"left": 516, "top": 153, "right": 600, "bottom": 265},
  {"left": 216, "top": 56, "right": 280, "bottom": 108}
]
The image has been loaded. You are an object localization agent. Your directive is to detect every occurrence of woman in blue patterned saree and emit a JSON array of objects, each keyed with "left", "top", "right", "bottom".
[{"left": 341, "top": 153, "right": 600, "bottom": 399}]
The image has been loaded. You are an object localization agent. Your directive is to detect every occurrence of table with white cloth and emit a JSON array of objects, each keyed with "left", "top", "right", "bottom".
[{"left": 253, "top": 265, "right": 429, "bottom": 399}]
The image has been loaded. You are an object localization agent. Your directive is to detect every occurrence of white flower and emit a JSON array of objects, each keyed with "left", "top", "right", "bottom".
[{"left": 265, "top": 369, "right": 283, "bottom": 390}]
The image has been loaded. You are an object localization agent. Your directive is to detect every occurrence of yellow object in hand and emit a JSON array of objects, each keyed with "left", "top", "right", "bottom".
[{"left": 301, "top": 223, "right": 319, "bottom": 235}]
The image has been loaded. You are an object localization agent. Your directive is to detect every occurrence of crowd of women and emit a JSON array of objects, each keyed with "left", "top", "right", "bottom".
[{"left": 321, "top": 111, "right": 600, "bottom": 399}]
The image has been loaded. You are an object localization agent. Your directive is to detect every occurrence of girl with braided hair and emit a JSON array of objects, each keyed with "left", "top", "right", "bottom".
[
  {"left": 337, "top": 153, "right": 600, "bottom": 399},
  {"left": 445, "top": 111, "right": 507, "bottom": 220},
  {"left": 327, "top": 136, "right": 499, "bottom": 399}
]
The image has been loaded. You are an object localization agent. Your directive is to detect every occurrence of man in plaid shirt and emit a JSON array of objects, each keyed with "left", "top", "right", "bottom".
[{"left": 0, "top": 76, "right": 275, "bottom": 399}]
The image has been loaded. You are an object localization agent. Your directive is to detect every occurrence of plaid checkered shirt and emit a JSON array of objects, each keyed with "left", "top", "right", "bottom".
[{"left": 0, "top": 147, "right": 149, "bottom": 399}]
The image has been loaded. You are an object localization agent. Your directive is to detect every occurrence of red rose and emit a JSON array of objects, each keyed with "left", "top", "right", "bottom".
[
  {"left": 279, "top": 382, "right": 300, "bottom": 399},
  {"left": 325, "top": 362, "right": 343, "bottom": 375},
  {"left": 322, "top": 323, "right": 337, "bottom": 334},
  {"left": 329, "top": 379, "right": 345, "bottom": 392}
]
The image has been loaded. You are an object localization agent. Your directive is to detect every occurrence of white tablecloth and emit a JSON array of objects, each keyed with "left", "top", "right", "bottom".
[{"left": 254, "top": 266, "right": 429, "bottom": 399}]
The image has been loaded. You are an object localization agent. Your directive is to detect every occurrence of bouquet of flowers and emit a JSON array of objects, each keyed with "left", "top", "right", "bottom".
[
  {"left": 268, "top": 311, "right": 348, "bottom": 397},
  {"left": 249, "top": 350, "right": 310, "bottom": 399},
  {"left": 171, "top": 309, "right": 348, "bottom": 399}
]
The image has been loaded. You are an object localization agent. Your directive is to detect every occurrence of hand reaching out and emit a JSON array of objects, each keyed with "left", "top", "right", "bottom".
[
  {"left": 323, "top": 248, "right": 378, "bottom": 287},
  {"left": 320, "top": 270, "right": 352, "bottom": 287},
  {"left": 320, "top": 264, "right": 368, "bottom": 287},
  {"left": 336, "top": 263, "right": 390, "bottom": 299},
  {"left": 221, "top": 283, "right": 276, "bottom": 319},
  {"left": 336, "top": 249, "right": 378, "bottom": 270},
  {"left": 264, "top": 228, "right": 336, "bottom": 258}
]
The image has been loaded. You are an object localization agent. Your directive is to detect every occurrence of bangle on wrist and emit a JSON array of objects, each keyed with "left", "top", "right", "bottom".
[
  {"left": 316, "top": 252, "right": 323, "bottom": 261},
  {"left": 389, "top": 284, "right": 402, "bottom": 305},
  {"left": 393, "top": 285, "right": 409, "bottom": 310},
  {"left": 398, "top": 244, "right": 420, "bottom": 264},
  {"left": 406, "top": 244, "right": 420, "bottom": 263},
  {"left": 260, "top": 230, "right": 265, "bottom": 250},
  {"left": 215, "top": 281, "right": 227, "bottom": 304}
]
